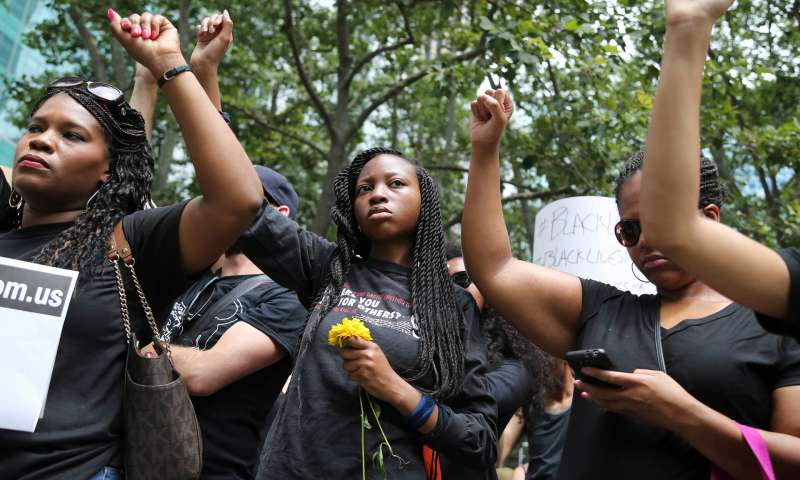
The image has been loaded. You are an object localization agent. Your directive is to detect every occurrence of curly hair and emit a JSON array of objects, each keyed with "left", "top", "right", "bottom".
[
  {"left": 614, "top": 150, "right": 724, "bottom": 210},
  {"left": 297, "top": 147, "right": 466, "bottom": 401},
  {"left": 480, "top": 306, "right": 555, "bottom": 424},
  {"left": 11, "top": 84, "right": 153, "bottom": 276}
]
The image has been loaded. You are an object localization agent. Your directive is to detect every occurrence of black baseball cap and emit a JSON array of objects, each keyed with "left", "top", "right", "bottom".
[{"left": 255, "top": 165, "right": 299, "bottom": 220}]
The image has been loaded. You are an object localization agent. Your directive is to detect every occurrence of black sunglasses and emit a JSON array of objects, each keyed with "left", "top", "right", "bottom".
[
  {"left": 614, "top": 219, "right": 642, "bottom": 247},
  {"left": 450, "top": 270, "right": 471, "bottom": 289},
  {"left": 48, "top": 77, "right": 125, "bottom": 105}
]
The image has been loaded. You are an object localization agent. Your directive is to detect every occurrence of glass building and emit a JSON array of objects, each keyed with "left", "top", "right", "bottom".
[{"left": 0, "top": 0, "right": 48, "bottom": 167}]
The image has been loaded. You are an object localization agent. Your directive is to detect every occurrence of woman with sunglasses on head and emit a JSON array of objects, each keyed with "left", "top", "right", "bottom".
[
  {"left": 462, "top": 88, "right": 800, "bottom": 479},
  {"left": 236, "top": 147, "right": 497, "bottom": 479},
  {"left": 0, "top": 9, "right": 262, "bottom": 480},
  {"left": 640, "top": 1, "right": 800, "bottom": 345}
]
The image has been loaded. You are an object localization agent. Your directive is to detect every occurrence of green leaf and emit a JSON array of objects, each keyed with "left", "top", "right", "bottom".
[
  {"left": 564, "top": 19, "right": 579, "bottom": 32},
  {"left": 372, "top": 444, "right": 386, "bottom": 479}
]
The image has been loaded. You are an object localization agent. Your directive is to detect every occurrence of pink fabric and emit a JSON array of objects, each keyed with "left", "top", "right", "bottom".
[{"left": 710, "top": 423, "right": 775, "bottom": 480}]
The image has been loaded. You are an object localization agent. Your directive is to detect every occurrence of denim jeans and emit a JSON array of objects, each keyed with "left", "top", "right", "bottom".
[{"left": 88, "top": 466, "right": 123, "bottom": 480}]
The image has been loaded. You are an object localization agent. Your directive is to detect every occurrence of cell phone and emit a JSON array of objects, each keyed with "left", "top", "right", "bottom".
[{"left": 565, "top": 348, "right": 622, "bottom": 389}]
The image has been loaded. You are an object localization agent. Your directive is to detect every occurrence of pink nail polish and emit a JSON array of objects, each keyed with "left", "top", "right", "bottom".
[
  {"left": 131, "top": 26, "right": 140, "bottom": 37},
  {"left": 142, "top": 28, "right": 150, "bottom": 38},
  {"left": 107, "top": 8, "right": 115, "bottom": 21},
  {"left": 150, "top": 30, "right": 158, "bottom": 40},
  {"left": 121, "top": 18, "right": 130, "bottom": 29}
]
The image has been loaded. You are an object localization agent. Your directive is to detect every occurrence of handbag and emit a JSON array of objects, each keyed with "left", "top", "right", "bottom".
[
  {"left": 107, "top": 221, "right": 203, "bottom": 480},
  {"left": 710, "top": 423, "right": 775, "bottom": 480}
]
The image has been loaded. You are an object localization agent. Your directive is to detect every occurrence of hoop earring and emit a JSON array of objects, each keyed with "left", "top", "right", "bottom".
[
  {"left": 8, "top": 189, "right": 23, "bottom": 209},
  {"left": 85, "top": 189, "right": 100, "bottom": 209},
  {"left": 631, "top": 262, "right": 651, "bottom": 283}
]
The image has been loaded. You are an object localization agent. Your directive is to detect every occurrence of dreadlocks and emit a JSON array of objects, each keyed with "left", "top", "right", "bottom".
[
  {"left": 14, "top": 85, "right": 153, "bottom": 276},
  {"left": 299, "top": 147, "right": 466, "bottom": 401},
  {"left": 614, "top": 150, "right": 724, "bottom": 210}
]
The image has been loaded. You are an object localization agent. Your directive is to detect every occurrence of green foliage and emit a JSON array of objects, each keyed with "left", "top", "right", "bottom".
[{"left": 6, "top": 0, "right": 800, "bottom": 254}]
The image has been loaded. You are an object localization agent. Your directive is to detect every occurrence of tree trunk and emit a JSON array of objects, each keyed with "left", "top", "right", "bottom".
[
  {"left": 311, "top": 141, "right": 349, "bottom": 235},
  {"left": 152, "top": 126, "right": 181, "bottom": 196}
]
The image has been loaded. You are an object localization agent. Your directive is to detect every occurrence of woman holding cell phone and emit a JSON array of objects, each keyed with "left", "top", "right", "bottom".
[{"left": 462, "top": 69, "right": 800, "bottom": 480}]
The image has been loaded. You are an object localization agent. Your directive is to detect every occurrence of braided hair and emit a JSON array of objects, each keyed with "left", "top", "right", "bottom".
[
  {"left": 614, "top": 150, "right": 724, "bottom": 210},
  {"left": 300, "top": 147, "right": 466, "bottom": 401},
  {"left": 14, "top": 85, "right": 153, "bottom": 275}
]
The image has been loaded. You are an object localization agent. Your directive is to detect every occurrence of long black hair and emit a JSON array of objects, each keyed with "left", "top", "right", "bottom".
[
  {"left": 12, "top": 84, "right": 153, "bottom": 275},
  {"left": 301, "top": 147, "right": 466, "bottom": 400}
]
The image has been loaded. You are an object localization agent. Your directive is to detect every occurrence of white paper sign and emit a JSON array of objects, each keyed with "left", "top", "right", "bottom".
[
  {"left": 0, "top": 256, "right": 78, "bottom": 432},
  {"left": 532, "top": 196, "right": 656, "bottom": 296}
]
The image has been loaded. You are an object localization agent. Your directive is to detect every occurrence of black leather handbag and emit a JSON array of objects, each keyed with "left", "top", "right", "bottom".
[{"left": 108, "top": 221, "right": 203, "bottom": 480}]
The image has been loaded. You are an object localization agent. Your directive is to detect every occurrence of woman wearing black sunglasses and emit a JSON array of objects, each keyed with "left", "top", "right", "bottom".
[
  {"left": 462, "top": 84, "right": 800, "bottom": 477},
  {"left": 0, "top": 9, "right": 262, "bottom": 480}
]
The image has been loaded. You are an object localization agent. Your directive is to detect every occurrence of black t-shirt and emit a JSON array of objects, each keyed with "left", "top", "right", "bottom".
[
  {"left": 487, "top": 359, "right": 533, "bottom": 433},
  {"left": 756, "top": 248, "right": 800, "bottom": 342},
  {"left": 163, "top": 270, "right": 307, "bottom": 480},
  {"left": 438, "top": 359, "right": 532, "bottom": 480},
  {"left": 238, "top": 205, "right": 498, "bottom": 479},
  {"left": 527, "top": 408, "right": 570, "bottom": 480},
  {"left": 0, "top": 202, "right": 192, "bottom": 480},
  {"left": 556, "top": 278, "right": 800, "bottom": 480}
]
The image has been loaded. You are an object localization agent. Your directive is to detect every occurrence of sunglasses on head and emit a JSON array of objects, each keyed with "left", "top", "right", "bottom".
[
  {"left": 450, "top": 270, "right": 471, "bottom": 289},
  {"left": 614, "top": 219, "right": 642, "bottom": 247},
  {"left": 48, "top": 77, "right": 125, "bottom": 105}
]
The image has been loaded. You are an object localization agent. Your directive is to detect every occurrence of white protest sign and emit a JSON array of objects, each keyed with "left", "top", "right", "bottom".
[
  {"left": 532, "top": 196, "right": 656, "bottom": 296},
  {"left": 0, "top": 256, "right": 78, "bottom": 432}
]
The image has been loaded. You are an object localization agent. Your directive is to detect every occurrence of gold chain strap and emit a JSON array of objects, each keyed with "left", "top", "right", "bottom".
[
  {"left": 112, "top": 257, "right": 133, "bottom": 344},
  {"left": 111, "top": 256, "right": 167, "bottom": 353}
]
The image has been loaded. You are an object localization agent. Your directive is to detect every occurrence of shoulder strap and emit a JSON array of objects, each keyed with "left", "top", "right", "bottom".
[
  {"left": 106, "top": 221, "right": 133, "bottom": 265},
  {"left": 194, "top": 274, "right": 271, "bottom": 325}
]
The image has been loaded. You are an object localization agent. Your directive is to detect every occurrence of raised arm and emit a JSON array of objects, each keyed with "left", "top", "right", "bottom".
[
  {"left": 190, "top": 10, "right": 234, "bottom": 111},
  {"left": 129, "top": 63, "right": 157, "bottom": 141},
  {"left": 639, "top": 0, "right": 790, "bottom": 320},
  {"left": 109, "top": 9, "right": 262, "bottom": 274},
  {"left": 462, "top": 89, "right": 583, "bottom": 358}
]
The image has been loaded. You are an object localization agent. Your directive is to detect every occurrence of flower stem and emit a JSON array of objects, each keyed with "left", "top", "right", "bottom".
[
  {"left": 359, "top": 388, "right": 366, "bottom": 480},
  {"left": 367, "top": 395, "right": 395, "bottom": 456}
]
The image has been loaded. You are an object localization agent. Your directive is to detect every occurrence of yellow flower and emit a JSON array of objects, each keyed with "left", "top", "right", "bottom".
[{"left": 328, "top": 318, "right": 373, "bottom": 348}]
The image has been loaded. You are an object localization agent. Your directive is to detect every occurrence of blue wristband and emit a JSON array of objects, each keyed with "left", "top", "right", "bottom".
[{"left": 404, "top": 394, "right": 436, "bottom": 430}]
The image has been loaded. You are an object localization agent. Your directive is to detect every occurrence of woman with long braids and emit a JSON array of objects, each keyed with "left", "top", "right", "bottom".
[
  {"left": 639, "top": 0, "right": 800, "bottom": 343},
  {"left": 462, "top": 87, "right": 800, "bottom": 479},
  {"left": 238, "top": 148, "right": 496, "bottom": 478},
  {"left": 0, "top": 9, "right": 262, "bottom": 480}
]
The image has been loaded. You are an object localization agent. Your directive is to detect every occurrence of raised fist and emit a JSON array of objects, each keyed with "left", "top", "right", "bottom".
[
  {"left": 191, "top": 10, "right": 234, "bottom": 71},
  {"left": 470, "top": 88, "right": 514, "bottom": 147},
  {"left": 108, "top": 9, "right": 185, "bottom": 79}
]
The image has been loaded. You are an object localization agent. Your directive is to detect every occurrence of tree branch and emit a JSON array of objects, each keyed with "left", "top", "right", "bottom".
[
  {"left": 231, "top": 105, "right": 327, "bottom": 157},
  {"left": 67, "top": 6, "right": 108, "bottom": 82},
  {"left": 443, "top": 186, "right": 580, "bottom": 230},
  {"left": 283, "top": 0, "right": 334, "bottom": 136},
  {"left": 501, "top": 186, "right": 578, "bottom": 204},
  {"left": 347, "top": 46, "right": 486, "bottom": 141},
  {"left": 425, "top": 164, "right": 540, "bottom": 192},
  {"left": 345, "top": 2, "right": 415, "bottom": 88}
]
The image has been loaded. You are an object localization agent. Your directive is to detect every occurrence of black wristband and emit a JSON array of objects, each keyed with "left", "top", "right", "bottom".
[{"left": 158, "top": 64, "right": 193, "bottom": 88}]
